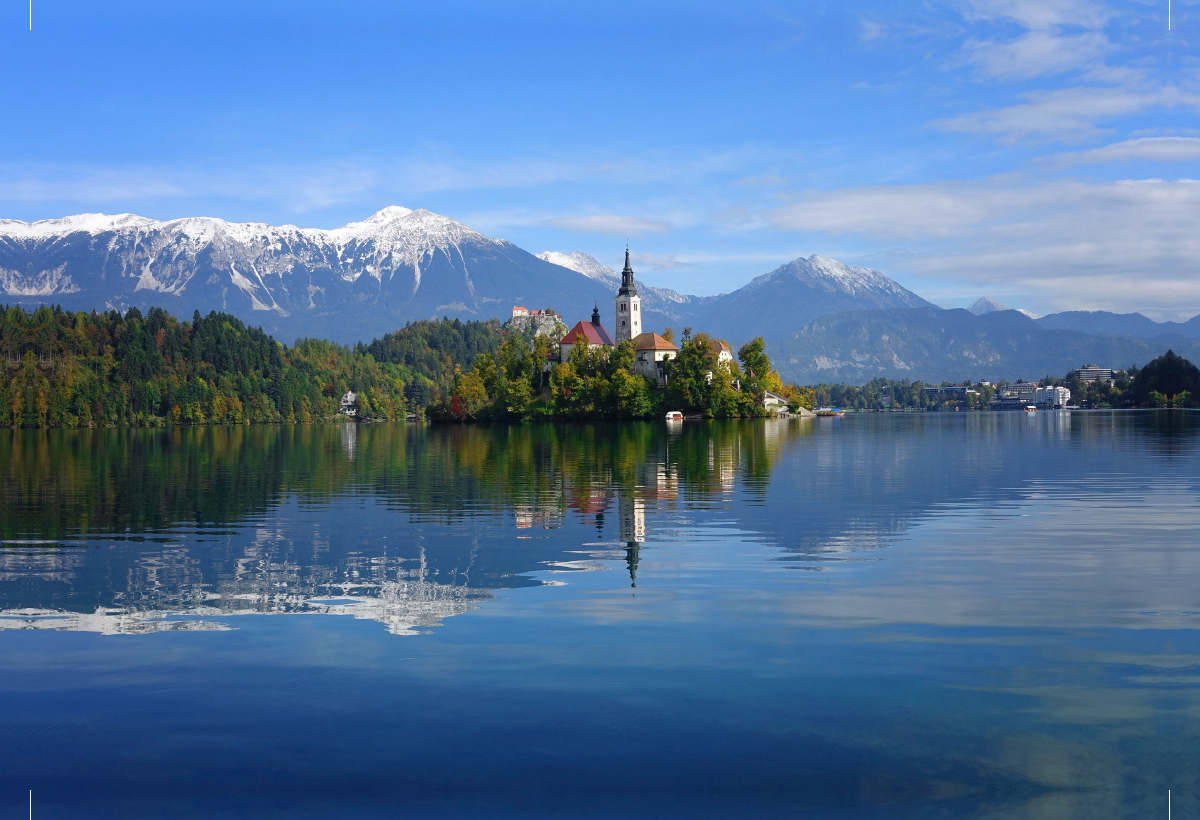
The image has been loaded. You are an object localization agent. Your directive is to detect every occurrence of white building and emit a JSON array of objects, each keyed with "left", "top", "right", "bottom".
[
  {"left": 762, "top": 390, "right": 790, "bottom": 410},
  {"left": 614, "top": 247, "right": 641, "bottom": 344},
  {"left": 1034, "top": 385, "right": 1070, "bottom": 408},
  {"left": 631, "top": 332, "right": 678, "bottom": 385},
  {"left": 339, "top": 390, "right": 357, "bottom": 416},
  {"left": 705, "top": 338, "right": 734, "bottom": 382}
]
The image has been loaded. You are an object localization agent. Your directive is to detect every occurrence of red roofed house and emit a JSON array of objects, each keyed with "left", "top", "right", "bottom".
[
  {"left": 559, "top": 306, "right": 615, "bottom": 363},
  {"left": 631, "top": 332, "right": 678, "bottom": 385}
]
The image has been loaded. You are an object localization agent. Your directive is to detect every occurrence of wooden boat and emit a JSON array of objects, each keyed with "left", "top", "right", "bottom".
[
  {"left": 1024, "top": 405, "right": 1038, "bottom": 413},
  {"left": 816, "top": 407, "right": 845, "bottom": 417}
]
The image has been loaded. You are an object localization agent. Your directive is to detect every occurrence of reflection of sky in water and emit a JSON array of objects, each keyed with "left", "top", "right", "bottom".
[{"left": 1, "top": 413, "right": 1199, "bottom": 819}]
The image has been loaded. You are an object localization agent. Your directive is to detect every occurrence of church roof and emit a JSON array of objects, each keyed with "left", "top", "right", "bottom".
[
  {"left": 561, "top": 320, "right": 614, "bottom": 347},
  {"left": 632, "top": 332, "right": 678, "bottom": 352}
]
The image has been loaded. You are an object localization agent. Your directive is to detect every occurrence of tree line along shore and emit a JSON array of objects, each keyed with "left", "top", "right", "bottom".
[
  {"left": 2, "top": 304, "right": 1196, "bottom": 429},
  {"left": 0, "top": 304, "right": 809, "bottom": 428}
]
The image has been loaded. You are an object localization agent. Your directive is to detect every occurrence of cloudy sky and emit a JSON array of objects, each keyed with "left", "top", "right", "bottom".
[{"left": 1, "top": 0, "right": 1195, "bottom": 317}]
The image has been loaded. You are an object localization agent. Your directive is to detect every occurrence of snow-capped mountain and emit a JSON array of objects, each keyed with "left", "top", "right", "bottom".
[
  {"left": 2, "top": 207, "right": 942, "bottom": 348},
  {"left": 968, "top": 296, "right": 1040, "bottom": 319},
  {"left": 537, "top": 251, "right": 621, "bottom": 287},
  {"left": 699, "top": 254, "right": 936, "bottom": 343},
  {"left": 0, "top": 207, "right": 619, "bottom": 342}
]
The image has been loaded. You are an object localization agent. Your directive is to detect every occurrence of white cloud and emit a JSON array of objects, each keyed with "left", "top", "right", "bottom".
[
  {"left": 542, "top": 214, "right": 670, "bottom": 235},
  {"left": 957, "top": 0, "right": 1115, "bottom": 79},
  {"left": 771, "top": 176, "right": 1200, "bottom": 319},
  {"left": 963, "top": 30, "right": 1110, "bottom": 79},
  {"left": 629, "top": 252, "right": 695, "bottom": 270},
  {"left": 0, "top": 163, "right": 382, "bottom": 214},
  {"left": 1047, "top": 136, "right": 1200, "bottom": 166},
  {"left": 936, "top": 85, "right": 1200, "bottom": 142},
  {"left": 960, "top": 0, "right": 1113, "bottom": 30}
]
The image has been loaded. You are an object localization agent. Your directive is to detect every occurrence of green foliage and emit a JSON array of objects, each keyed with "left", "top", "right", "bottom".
[
  {"left": 0, "top": 304, "right": 408, "bottom": 428},
  {"left": 1130, "top": 350, "right": 1200, "bottom": 407},
  {"left": 439, "top": 328, "right": 791, "bottom": 422}
]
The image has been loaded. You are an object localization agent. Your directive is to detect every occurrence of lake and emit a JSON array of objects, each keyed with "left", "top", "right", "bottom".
[{"left": 1, "top": 412, "right": 1197, "bottom": 819}]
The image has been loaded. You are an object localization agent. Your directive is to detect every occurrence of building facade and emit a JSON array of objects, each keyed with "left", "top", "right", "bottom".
[
  {"left": 1034, "top": 385, "right": 1070, "bottom": 408},
  {"left": 614, "top": 247, "right": 642, "bottom": 345},
  {"left": 1070, "top": 366, "right": 1115, "bottom": 385},
  {"left": 631, "top": 332, "right": 678, "bottom": 385}
]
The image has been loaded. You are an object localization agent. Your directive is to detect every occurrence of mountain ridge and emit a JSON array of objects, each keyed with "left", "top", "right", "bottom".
[
  {"left": 772, "top": 306, "right": 1193, "bottom": 384},
  {"left": 1, "top": 207, "right": 936, "bottom": 349}
]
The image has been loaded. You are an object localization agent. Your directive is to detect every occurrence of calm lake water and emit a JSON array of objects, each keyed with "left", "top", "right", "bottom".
[{"left": 2, "top": 412, "right": 1198, "bottom": 819}]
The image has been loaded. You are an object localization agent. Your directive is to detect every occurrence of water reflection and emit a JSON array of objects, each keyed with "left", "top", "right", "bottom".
[
  {"left": 0, "top": 419, "right": 806, "bottom": 634},
  {"left": 3, "top": 413, "right": 1200, "bottom": 818}
]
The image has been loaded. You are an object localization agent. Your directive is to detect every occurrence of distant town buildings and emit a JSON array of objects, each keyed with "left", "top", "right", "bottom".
[
  {"left": 1069, "top": 366, "right": 1115, "bottom": 386},
  {"left": 1034, "top": 385, "right": 1071, "bottom": 408},
  {"left": 922, "top": 386, "right": 979, "bottom": 400},
  {"left": 991, "top": 382, "right": 1070, "bottom": 409}
]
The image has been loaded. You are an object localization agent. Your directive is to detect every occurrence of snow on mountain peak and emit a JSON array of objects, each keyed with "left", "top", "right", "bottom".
[
  {"left": 0, "top": 207, "right": 512, "bottom": 303},
  {"left": 968, "top": 296, "right": 1040, "bottom": 319},
  {"left": 0, "top": 212, "right": 158, "bottom": 239},
  {"left": 968, "top": 296, "right": 1010, "bottom": 315},
  {"left": 537, "top": 250, "right": 620, "bottom": 285},
  {"left": 781, "top": 254, "right": 914, "bottom": 299}
]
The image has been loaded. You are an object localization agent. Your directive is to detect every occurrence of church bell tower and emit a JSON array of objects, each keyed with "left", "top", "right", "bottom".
[{"left": 614, "top": 246, "right": 641, "bottom": 344}]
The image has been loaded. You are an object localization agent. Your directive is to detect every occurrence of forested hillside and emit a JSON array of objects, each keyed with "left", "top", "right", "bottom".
[{"left": 0, "top": 306, "right": 514, "bottom": 428}]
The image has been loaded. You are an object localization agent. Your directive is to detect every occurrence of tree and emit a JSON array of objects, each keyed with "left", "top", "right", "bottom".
[
  {"left": 505, "top": 378, "right": 532, "bottom": 416},
  {"left": 452, "top": 370, "right": 489, "bottom": 419},
  {"left": 662, "top": 327, "right": 675, "bottom": 344},
  {"left": 1131, "top": 350, "right": 1200, "bottom": 407},
  {"left": 738, "top": 337, "right": 771, "bottom": 398}
]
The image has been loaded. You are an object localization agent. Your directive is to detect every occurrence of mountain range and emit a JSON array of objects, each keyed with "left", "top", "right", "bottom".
[
  {"left": 774, "top": 307, "right": 1197, "bottom": 384},
  {"left": 0, "top": 207, "right": 928, "bottom": 350},
  {"left": 3, "top": 206, "right": 1197, "bottom": 384}
]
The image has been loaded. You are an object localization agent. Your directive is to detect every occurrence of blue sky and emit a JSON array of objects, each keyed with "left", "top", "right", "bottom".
[{"left": 2, "top": 0, "right": 1197, "bottom": 318}]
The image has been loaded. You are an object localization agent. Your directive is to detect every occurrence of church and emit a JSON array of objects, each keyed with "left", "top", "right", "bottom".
[{"left": 557, "top": 249, "right": 678, "bottom": 383}]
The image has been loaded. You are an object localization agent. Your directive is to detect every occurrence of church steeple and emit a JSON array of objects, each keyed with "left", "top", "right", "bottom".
[
  {"left": 614, "top": 245, "right": 642, "bottom": 344},
  {"left": 618, "top": 245, "right": 637, "bottom": 297}
]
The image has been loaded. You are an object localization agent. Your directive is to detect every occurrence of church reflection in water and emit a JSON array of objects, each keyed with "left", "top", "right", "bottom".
[{"left": 0, "top": 419, "right": 807, "bottom": 636}]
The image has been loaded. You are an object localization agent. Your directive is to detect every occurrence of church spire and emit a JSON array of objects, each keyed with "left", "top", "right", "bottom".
[{"left": 619, "top": 244, "right": 637, "bottom": 297}]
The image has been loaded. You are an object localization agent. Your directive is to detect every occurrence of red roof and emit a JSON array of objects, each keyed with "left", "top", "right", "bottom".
[
  {"left": 561, "top": 320, "right": 614, "bottom": 347},
  {"left": 632, "top": 332, "right": 678, "bottom": 352}
]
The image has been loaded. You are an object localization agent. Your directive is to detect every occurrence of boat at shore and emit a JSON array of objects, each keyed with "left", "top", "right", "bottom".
[
  {"left": 1024, "top": 405, "right": 1037, "bottom": 413},
  {"left": 816, "top": 408, "right": 845, "bottom": 417}
]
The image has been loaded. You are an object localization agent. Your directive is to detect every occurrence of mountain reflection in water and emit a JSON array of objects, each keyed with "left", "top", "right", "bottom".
[
  {"left": 3, "top": 413, "right": 1200, "bottom": 819},
  {"left": 0, "top": 420, "right": 796, "bottom": 634}
]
